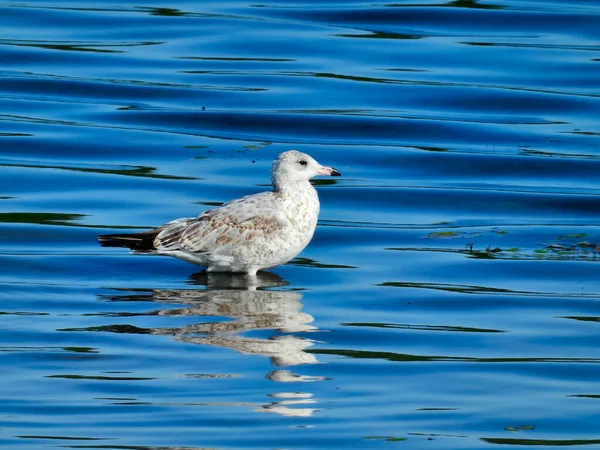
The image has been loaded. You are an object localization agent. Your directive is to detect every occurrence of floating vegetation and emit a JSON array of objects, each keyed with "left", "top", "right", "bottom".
[
  {"left": 505, "top": 425, "right": 535, "bottom": 432},
  {"left": 365, "top": 435, "right": 407, "bottom": 442},
  {"left": 388, "top": 227, "right": 599, "bottom": 261},
  {"left": 427, "top": 231, "right": 460, "bottom": 238},
  {"left": 243, "top": 141, "right": 271, "bottom": 151},
  {"left": 559, "top": 233, "right": 589, "bottom": 240}
]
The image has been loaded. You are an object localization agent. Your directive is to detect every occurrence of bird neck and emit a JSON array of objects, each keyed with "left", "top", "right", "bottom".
[
  {"left": 274, "top": 180, "right": 320, "bottom": 231},
  {"left": 273, "top": 179, "right": 315, "bottom": 197}
]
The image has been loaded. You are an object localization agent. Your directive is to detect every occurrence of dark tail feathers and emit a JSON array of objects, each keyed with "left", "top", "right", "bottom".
[{"left": 98, "top": 231, "right": 158, "bottom": 252}]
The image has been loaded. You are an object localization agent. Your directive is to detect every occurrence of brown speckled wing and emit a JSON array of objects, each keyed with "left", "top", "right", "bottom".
[
  {"left": 153, "top": 192, "right": 288, "bottom": 254},
  {"left": 179, "top": 213, "right": 285, "bottom": 253},
  {"left": 153, "top": 218, "right": 195, "bottom": 251}
]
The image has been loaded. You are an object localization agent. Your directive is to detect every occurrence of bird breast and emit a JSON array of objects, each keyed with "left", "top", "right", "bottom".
[{"left": 278, "top": 183, "right": 320, "bottom": 235}]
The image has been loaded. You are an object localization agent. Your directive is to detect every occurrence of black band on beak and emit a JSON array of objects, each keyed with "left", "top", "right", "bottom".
[{"left": 331, "top": 168, "right": 342, "bottom": 176}]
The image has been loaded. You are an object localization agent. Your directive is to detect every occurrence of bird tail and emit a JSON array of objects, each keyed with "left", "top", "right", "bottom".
[{"left": 98, "top": 231, "right": 158, "bottom": 252}]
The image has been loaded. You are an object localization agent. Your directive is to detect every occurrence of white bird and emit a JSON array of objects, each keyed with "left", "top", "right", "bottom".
[{"left": 99, "top": 150, "right": 341, "bottom": 275}]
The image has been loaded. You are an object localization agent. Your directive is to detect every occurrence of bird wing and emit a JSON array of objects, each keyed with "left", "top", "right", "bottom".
[
  {"left": 154, "top": 192, "right": 289, "bottom": 253},
  {"left": 152, "top": 217, "right": 196, "bottom": 251}
]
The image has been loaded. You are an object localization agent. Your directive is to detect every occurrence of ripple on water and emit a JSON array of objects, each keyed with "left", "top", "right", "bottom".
[{"left": 1, "top": 0, "right": 600, "bottom": 449}]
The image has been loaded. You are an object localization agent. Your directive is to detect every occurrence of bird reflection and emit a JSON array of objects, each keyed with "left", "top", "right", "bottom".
[
  {"left": 258, "top": 392, "right": 318, "bottom": 417},
  {"left": 115, "top": 272, "right": 318, "bottom": 365},
  {"left": 101, "top": 271, "right": 323, "bottom": 416}
]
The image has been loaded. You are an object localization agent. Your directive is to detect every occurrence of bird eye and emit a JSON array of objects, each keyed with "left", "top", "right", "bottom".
[{"left": 299, "top": 160, "right": 307, "bottom": 166}]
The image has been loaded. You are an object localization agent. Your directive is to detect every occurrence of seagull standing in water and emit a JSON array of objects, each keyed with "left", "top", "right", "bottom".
[{"left": 99, "top": 150, "right": 341, "bottom": 275}]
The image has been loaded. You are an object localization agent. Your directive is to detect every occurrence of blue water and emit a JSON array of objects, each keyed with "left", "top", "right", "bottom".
[{"left": 2, "top": 1, "right": 600, "bottom": 448}]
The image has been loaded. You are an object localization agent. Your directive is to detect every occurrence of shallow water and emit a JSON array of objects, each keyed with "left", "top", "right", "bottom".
[{"left": 2, "top": 1, "right": 600, "bottom": 449}]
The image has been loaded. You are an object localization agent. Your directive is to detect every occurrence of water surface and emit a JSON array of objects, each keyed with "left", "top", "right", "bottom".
[{"left": 2, "top": 1, "right": 600, "bottom": 449}]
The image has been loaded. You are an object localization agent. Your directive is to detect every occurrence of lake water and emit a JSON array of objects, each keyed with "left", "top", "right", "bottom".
[{"left": 2, "top": 1, "right": 600, "bottom": 449}]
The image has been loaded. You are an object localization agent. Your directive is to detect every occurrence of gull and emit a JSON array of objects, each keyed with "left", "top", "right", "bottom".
[{"left": 99, "top": 150, "right": 341, "bottom": 274}]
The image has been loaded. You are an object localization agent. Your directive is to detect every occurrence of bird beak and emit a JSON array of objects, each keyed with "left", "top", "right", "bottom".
[{"left": 318, "top": 166, "right": 342, "bottom": 176}]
